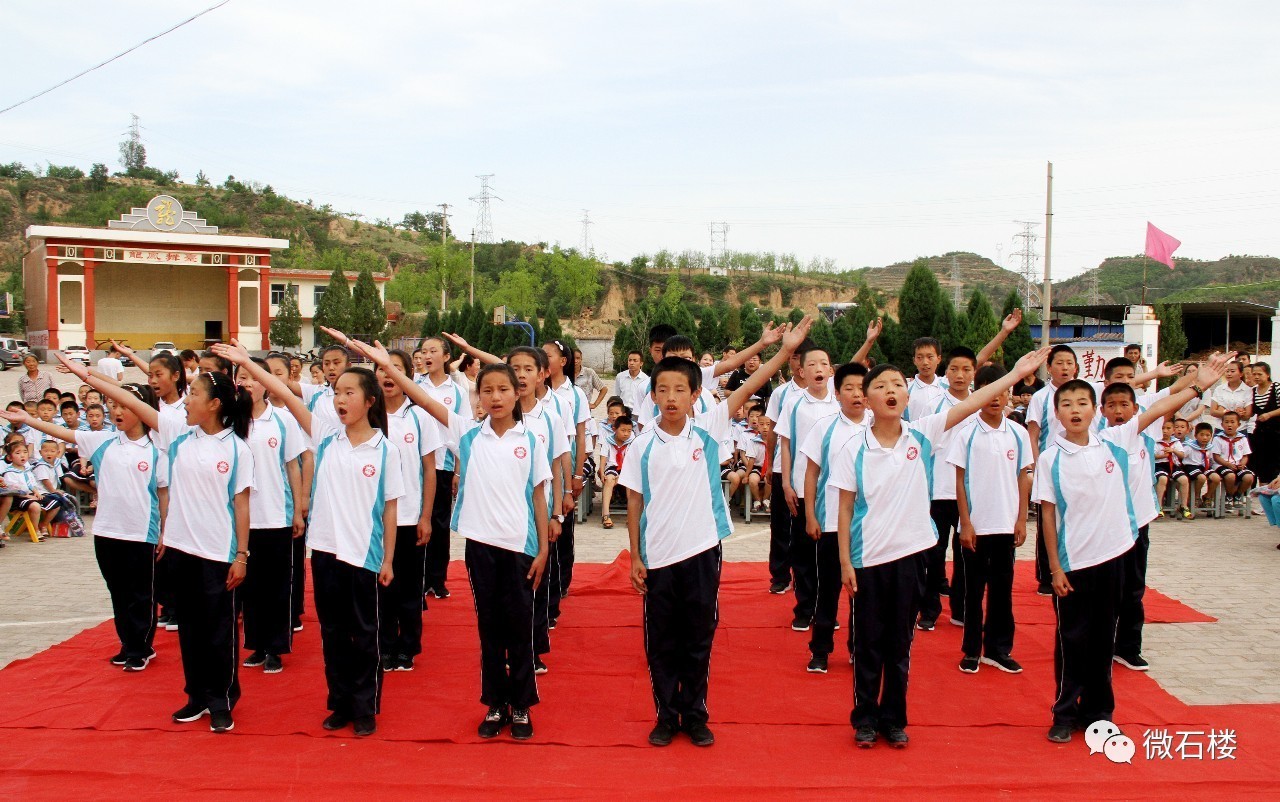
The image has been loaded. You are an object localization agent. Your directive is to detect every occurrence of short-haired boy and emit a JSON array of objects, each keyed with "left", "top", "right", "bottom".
[{"left": 1213, "top": 410, "right": 1255, "bottom": 509}]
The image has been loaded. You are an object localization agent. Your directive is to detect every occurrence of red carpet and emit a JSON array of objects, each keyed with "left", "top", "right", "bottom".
[{"left": 1, "top": 553, "right": 1275, "bottom": 799}]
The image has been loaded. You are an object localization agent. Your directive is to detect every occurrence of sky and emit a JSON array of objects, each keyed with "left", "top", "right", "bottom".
[{"left": 2, "top": 1, "right": 1279, "bottom": 280}]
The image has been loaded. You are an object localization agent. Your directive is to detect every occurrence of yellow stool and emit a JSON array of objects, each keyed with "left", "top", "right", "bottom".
[{"left": 6, "top": 511, "right": 43, "bottom": 543}]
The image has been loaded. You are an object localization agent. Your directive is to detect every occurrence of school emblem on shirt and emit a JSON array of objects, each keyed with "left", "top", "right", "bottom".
[
  {"left": 514, "top": 446, "right": 528, "bottom": 459},
  {"left": 1006, "top": 449, "right": 1016, "bottom": 461},
  {"left": 362, "top": 464, "right": 377, "bottom": 477},
  {"left": 268, "top": 437, "right": 279, "bottom": 448},
  {"left": 444, "top": 396, "right": 454, "bottom": 406},
  {"left": 906, "top": 446, "right": 919, "bottom": 461},
  {"left": 1139, "top": 448, "right": 1147, "bottom": 460},
  {"left": 216, "top": 461, "right": 230, "bottom": 474},
  {"left": 1105, "top": 460, "right": 1116, "bottom": 474},
  {"left": 137, "top": 461, "right": 149, "bottom": 472},
  {"left": 692, "top": 448, "right": 703, "bottom": 462},
  {"left": 404, "top": 432, "right": 415, "bottom": 444}
]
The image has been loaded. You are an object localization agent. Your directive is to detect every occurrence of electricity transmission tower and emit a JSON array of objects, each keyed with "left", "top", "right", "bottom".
[
  {"left": 580, "top": 210, "right": 593, "bottom": 256},
  {"left": 1010, "top": 221, "right": 1042, "bottom": 307},
  {"left": 709, "top": 222, "right": 729, "bottom": 276},
  {"left": 951, "top": 254, "right": 962, "bottom": 308},
  {"left": 469, "top": 174, "right": 500, "bottom": 244},
  {"left": 1085, "top": 271, "right": 1103, "bottom": 304}
]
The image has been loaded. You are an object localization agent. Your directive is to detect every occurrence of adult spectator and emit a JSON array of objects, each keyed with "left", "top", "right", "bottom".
[
  {"left": 96, "top": 345, "right": 125, "bottom": 382},
  {"left": 1209, "top": 360, "right": 1254, "bottom": 433},
  {"left": 17, "top": 354, "right": 54, "bottom": 404},
  {"left": 574, "top": 348, "right": 609, "bottom": 409},
  {"left": 614, "top": 350, "right": 648, "bottom": 412},
  {"left": 1250, "top": 363, "right": 1280, "bottom": 487},
  {"left": 725, "top": 353, "right": 775, "bottom": 406}
]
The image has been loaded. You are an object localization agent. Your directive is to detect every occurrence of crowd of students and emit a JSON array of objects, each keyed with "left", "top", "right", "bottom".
[{"left": 0, "top": 320, "right": 1251, "bottom": 750}]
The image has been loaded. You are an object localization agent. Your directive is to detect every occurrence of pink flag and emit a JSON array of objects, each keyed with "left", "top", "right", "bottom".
[{"left": 1145, "top": 222, "right": 1181, "bottom": 270}]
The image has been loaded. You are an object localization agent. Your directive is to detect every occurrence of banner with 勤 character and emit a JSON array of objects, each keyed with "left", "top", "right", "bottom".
[{"left": 1069, "top": 341, "right": 1126, "bottom": 382}]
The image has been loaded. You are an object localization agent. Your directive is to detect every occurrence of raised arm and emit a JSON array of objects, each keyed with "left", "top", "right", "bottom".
[
  {"left": 441, "top": 332, "right": 503, "bottom": 366},
  {"left": 1133, "top": 360, "right": 1186, "bottom": 391},
  {"left": 723, "top": 318, "right": 812, "bottom": 414},
  {"left": 1135, "top": 352, "right": 1233, "bottom": 433},
  {"left": 848, "top": 318, "right": 882, "bottom": 367},
  {"left": 211, "top": 341, "right": 313, "bottom": 437},
  {"left": 0, "top": 410, "right": 77, "bottom": 445},
  {"left": 944, "top": 347, "right": 1052, "bottom": 430},
  {"left": 712, "top": 322, "right": 784, "bottom": 378},
  {"left": 54, "top": 352, "right": 159, "bottom": 431},
  {"left": 975, "top": 309, "right": 1022, "bottom": 367},
  {"left": 111, "top": 339, "right": 150, "bottom": 373},
  {"left": 345, "top": 337, "right": 453, "bottom": 426}
]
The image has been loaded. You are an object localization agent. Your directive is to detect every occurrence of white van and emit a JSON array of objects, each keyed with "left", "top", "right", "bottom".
[{"left": 0, "top": 338, "right": 28, "bottom": 353}]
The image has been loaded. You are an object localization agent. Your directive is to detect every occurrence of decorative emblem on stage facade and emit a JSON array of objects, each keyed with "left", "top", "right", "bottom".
[{"left": 108, "top": 195, "right": 219, "bottom": 234}]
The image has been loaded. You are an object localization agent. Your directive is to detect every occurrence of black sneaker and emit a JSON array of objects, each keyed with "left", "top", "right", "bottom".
[
  {"left": 1047, "top": 724, "right": 1073, "bottom": 743},
  {"left": 648, "top": 721, "right": 677, "bottom": 746},
  {"left": 210, "top": 710, "right": 234, "bottom": 733},
  {"left": 263, "top": 654, "right": 283, "bottom": 674},
  {"left": 1036, "top": 583, "right": 1054, "bottom": 596},
  {"left": 322, "top": 712, "right": 350, "bottom": 731},
  {"left": 855, "top": 725, "right": 877, "bottom": 748},
  {"left": 435, "top": 585, "right": 451, "bottom": 599},
  {"left": 916, "top": 617, "right": 936, "bottom": 632},
  {"left": 172, "top": 702, "right": 209, "bottom": 723},
  {"left": 806, "top": 654, "right": 829, "bottom": 674},
  {"left": 123, "top": 651, "right": 156, "bottom": 672},
  {"left": 478, "top": 706, "right": 509, "bottom": 738},
  {"left": 959, "top": 655, "right": 980, "bottom": 674},
  {"left": 1114, "top": 653, "right": 1150, "bottom": 671},
  {"left": 549, "top": 618, "right": 558, "bottom": 631},
  {"left": 381, "top": 654, "right": 394, "bottom": 670},
  {"left": 768, "top": 581, "right": 791, "bottom": 594},
  {"left": 534, "top": 657, "right": 548, "bottom": 675},
  {"left": 685, "top": 722, "right": 715, "bottom": 747},
  {"left": 510, "top": 708, "right": 533, "bottom": 740},
  {"left": 243, "top": 650, "right": 266, "bottom": 668},
  {"left": 353, "top": 715, "right": 376, "bottom": 737},
  {"left": 791, "top": 617, "right": 811, "bottom": 632},
  {"left": 156, "top": 614, "right": 172, "bottom": 628},
  {"left": 981, "top": 654, "right": 1023, "bottom": 673},
  {"left": 885, "top": 727, "right": 909, "bottom": 748},
  {"left": 109, "top": 651, "right": 127, "bottom": 666}
]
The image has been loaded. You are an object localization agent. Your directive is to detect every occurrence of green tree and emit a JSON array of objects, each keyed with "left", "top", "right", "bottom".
[
  {"left": 420, "top": 306, "right": 441, "bottom": 340},
  {"left": 313, "top": 264, "right": 352, "bottom": 346},
  {"left": 935, "top": 300, "right": 958, "bottom": 353},
  {"left": 962, "top": 290, "right": 1000, "bottom": 356},
  {"left": 723, "top": 304, "right": 743, "bottom": 348},
  {"left": 349, "top": 265, "right": 386, "bottom": 341},
  {"left": 1155, "top": 303, "right": 1188, "bottom": 363},
  {"left": 740, "top": 301, "right": 763, "bottom": 346},
  {"left": 489, "top": 264, "right": 540, "bottom": 320},
  {"left": 45, "top": 163, "right": 84, "bottom": 179},
  {"left": 87, "top": 163, "right": 109, "bottom": 192},
  {"left": 1000, "top": 290, "right": 1036, "bottom": 365},
  {"left": 269, "top": 283, "right": 303, "bottom": 348},
  {"left": 897, "top": 261, "right": 947, "bottom": 357},
  {"left": 119, "top": 131, "right": 146, "bottom": 174},
  {"left": 541, "top": 300, "right": 565, "bottom": 344},
  {"left": 697, "top": 307, "right": 725, "bottom": 355}
]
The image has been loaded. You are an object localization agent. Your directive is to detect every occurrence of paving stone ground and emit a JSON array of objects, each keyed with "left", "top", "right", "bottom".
[{"left": 1, "top": 364, "right": 1277, "bottom": 706}]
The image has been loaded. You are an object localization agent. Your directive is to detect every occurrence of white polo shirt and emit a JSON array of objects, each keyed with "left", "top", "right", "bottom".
[
  {"left": 416, "top": 375, "right": 470, "bottom": 472},
  {"left": 765, "top": 380, "right": 801, "bottom": 474},
  {"left": 523, "top": 399, "right": 569, "bottom": 506},
  {"left": 946, "top": 416, "right": 1032, "bottom": 535},
  {"left": 619, "top": 402, "right": 734, "bottom": 570},
  {"left": 158, "top": 415, "right": 255, "bottom": 563},
  {"left": 614, "top": 369, "right": 649, "bottom": 414},
  {"left": 246, "top": 405, "right": 307, "bottom": 529},
  {"left": 77, "top": 430, "right": 167, "bottom": 544},
  {"left": 444, "top": 412, "right": 551, "bottom": 557},
  {"left": 97, "top": 356, "right": 125, "bottom": 381},
  {"left": 1210, "top": 382, "right": 1254, "bottom": 433},
  {"left": 1212, "top": 432, "right": 1252, "bottom": 466},
  {"left": 301, "top": 383, "right": 343, "bottom": 433},
  {"left": 386, "top": 399, "right": 441, "bottom": 526},
  {"left": 829, "top": 413, "right": 948, "bottom": 569},
  {"left": 159, "top": 395, "right": 187, "bottom": 427},
  {"left": 776, "top": 387, "right": 840, "bottom": 496},
  {"left": 923, "top": 391, "right": 977, "bottom": 501},
  {"left": 635, "top": 366, "right": 719, "bottom": 427},
  {"left": 905, "top": 374, "right": 949, "bottom": 422},
  {"left": 799, "top": 411, "right": 869, "bottom": 533},
  {"left": 307, "top": 419, "right": 405, "bottom": 571},
  {"left": 1031, "top": 419, "right": 1141, "bottom": 572},
  {"left": 1027, "top": 381, "right": 1105, "bottom": 453}
]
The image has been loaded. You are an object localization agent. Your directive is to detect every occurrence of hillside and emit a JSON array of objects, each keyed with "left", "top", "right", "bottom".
[{"left": 1053, "top": 255, "right": 1280, "bottom": 309}]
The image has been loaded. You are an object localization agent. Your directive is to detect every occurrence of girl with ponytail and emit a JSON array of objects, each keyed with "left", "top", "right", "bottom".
[
  {"left": 53, "top": 352, "right": 255, "bottom": 735},
  {"left": 214, "top": 338, "right": 402, "bottom": 738}
]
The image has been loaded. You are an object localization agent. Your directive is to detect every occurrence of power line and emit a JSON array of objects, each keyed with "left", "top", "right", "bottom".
[
  {"left": 0, "top": 1, "right": 231, "bottom": 116},
  {"left": 469, "top": 174, "right": 500, "bottom": 244}
]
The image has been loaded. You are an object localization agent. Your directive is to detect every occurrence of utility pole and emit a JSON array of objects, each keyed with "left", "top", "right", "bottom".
[
  {"left": 709, "top": 222, "right": 729, "bottom": 276},
  {"left": 580, "top": 210, "right": 593, "bottom": 256},
  {"left": 951, "top": 254, "right": 962, "bottom": 308},
  {"left": 438, "top": 203, "right": 451, "bottom": 311},
  {"left": 1042, "top": 161, "right": 1054, "bottom": 349},
  {"left": 1011, "top": 220, "right": 1041, "bottom": 307},
  {"left": 469, "top": 174, "right": 500, "bottom": 244}
]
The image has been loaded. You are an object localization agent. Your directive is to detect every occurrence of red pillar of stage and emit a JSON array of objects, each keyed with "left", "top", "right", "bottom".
[
  {"left": 259, "top": 263, "right": 271, "bottom": 350},
  {"left": 226, "top": 263, "right": 239, "bottom": 344},
  {"left": 45, "top": 256, "right": 59, "bottom": 350},
  {"left": 83, "top": 253, "right": 96, "bottom": 347}
]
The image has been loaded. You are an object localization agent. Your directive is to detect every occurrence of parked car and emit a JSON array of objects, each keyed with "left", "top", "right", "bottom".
[
  {"left": 0, "top": 348, "right": 22, "bottom": 369},
  {"left": 62, "top": 345, "right": 91, "bottom": 366},
  {"left": 0, "top": 338, "right": 28, "bottom": 354},
  {"left": 151, "top": 341, "right": 178, "bottom": 358}
]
